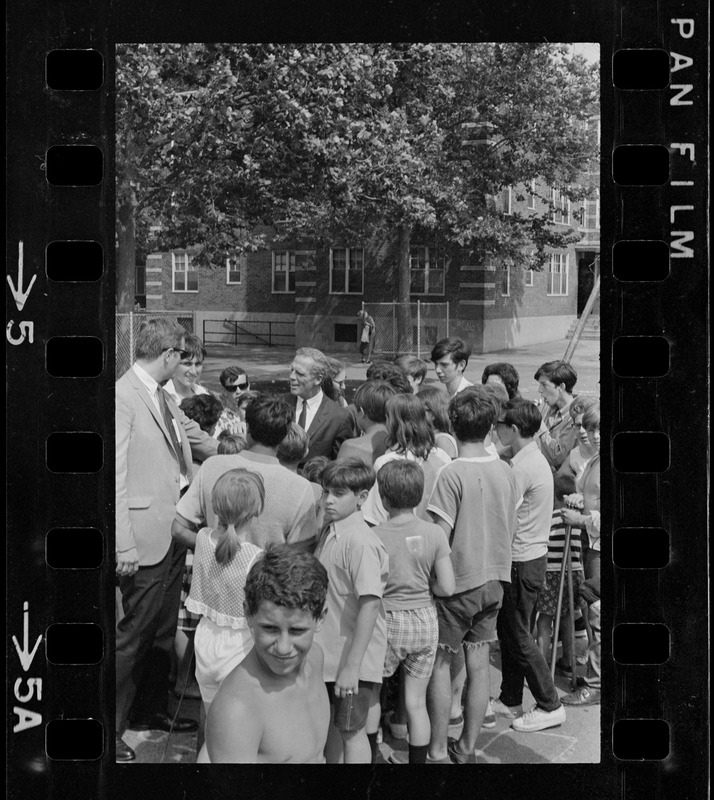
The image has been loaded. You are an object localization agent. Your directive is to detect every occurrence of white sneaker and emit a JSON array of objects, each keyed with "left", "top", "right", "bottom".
[
  {"left": 511, "top": 704, "right": 566, "bottom": 732},
  {"left": 489, "top": 698, "right": 522, "bottom": 719}
]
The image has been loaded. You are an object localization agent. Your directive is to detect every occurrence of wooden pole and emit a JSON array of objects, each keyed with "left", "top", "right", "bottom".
[{"left": 563, "top": 258, "right": 600, "bottom": 364}]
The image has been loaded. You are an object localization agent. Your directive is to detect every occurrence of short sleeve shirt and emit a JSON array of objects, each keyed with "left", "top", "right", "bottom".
[
  {"left": 509, "top": 441, "right": 554, "bottom": 562},
  {"left": 427, "top": 456, "right": 518, "bottom": 592},
  {"left": 374, "top": 517, "right": 450, "bottom": 611},
  {"left": 314, "top": 511, "right": 388, "bottom": 683}
]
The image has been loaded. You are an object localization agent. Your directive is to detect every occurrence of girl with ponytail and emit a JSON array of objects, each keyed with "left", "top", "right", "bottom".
[{"left": 186, "top": 469, "right": 265, "bottom": 723}]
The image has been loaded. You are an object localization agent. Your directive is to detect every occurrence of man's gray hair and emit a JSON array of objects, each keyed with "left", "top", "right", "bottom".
[
  {"left": 295, "top": 347, "right": 329, "bottom": 381},
  {"left": 135, "top": 319, "right": 186, "bottom": 361}
]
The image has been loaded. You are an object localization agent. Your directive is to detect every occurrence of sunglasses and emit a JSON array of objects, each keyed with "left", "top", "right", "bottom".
[
  {"left": 165, "top": 347, "right": 191, "bottom": 360},
  {"left": 224, "top": 382, "right": 249, "bottom": 393}
]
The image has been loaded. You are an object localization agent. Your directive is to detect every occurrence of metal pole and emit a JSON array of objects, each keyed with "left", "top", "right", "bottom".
[
  {"left": 550, "top": 526, "right": 570, "bottom": 678},
  {"left": 446, "top": 301, "right": 450, "bottom": 337},
  {"left": 129, "top": 311, "right": 134, "bottom": 366}
]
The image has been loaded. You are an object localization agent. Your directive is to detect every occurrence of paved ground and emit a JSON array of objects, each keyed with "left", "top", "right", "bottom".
[
  {"left": 198, "top": 337, "right": 600, "bottom": 401},
  {"left": 121, "top": 636, "right": 599, "bottom": 765}
]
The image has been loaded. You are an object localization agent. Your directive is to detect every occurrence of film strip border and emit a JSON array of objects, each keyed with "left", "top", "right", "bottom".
[
  {"left": 5, "top": 7, "right": 709, "bottom": 800},
  {"left": 607, "top": 7, "right": 708, "bottom": 799}
]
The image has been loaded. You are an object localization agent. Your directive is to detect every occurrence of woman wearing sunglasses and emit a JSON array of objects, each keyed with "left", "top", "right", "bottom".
[{"left": 214, "top": 366, "right": 251, "bottom": 439}]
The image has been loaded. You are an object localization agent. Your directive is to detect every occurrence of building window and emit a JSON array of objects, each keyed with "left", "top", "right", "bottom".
[
  {"left": 172, "top": 252, "right": 198, "bottom": 292},
  {"left": 410, "top": 247, "right": 445, "bottom": 295},
  {"left": 584, "top": 199, "right": 600, "bottom": 231},
  {"left": 226, "top": 254, "right": 244, "bottom": 285},
  {"left": 527, "top": 179, "right": 537, "bottom": 210},
  {"left": 272, "top": 250, "right": 296, "bottom": 293},
  {"left": 501, "top": 265, "right": 510, "bottom": 296},
  {"left": 524, "top": 269, "right": 534, "bottom": 287},
  {"left": 550, "top": 188, "right": 571, "bottom": 225},
  {"left": 547, "top": 253, "right": 569, "bottom": 296},
  {"left": 334, "top": 323, "right": 359, "bottom": 343},
  {"left": 329, "top": 248, "right": 364, "bottom": 294},
  {"left": 501, "top": 186, "right": 513, "bottom": 215}
]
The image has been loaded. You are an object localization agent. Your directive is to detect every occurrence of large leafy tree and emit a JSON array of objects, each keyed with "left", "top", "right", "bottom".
[{"left": 116, "top": 43, "right": 598, "bottom": 319}]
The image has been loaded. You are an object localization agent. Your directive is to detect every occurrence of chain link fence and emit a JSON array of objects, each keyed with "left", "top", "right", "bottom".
[
  {"left": 115, "top": 311, "right": 196, "bottom": 379},
  {"left": 363, "top": 301, "right": 449, "bottom": 359}
]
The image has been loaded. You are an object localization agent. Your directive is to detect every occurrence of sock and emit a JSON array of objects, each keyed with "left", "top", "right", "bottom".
[
  {"left": 367, "top": 732, "right": 378, "bottom": 764},
  {"left": 408, "top": 744, "right": 428, "bottom": 764}
]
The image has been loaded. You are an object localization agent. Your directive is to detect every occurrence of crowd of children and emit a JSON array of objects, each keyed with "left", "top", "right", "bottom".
[{"left": 159, "top": 337, "right": 601, "bottom": 764}]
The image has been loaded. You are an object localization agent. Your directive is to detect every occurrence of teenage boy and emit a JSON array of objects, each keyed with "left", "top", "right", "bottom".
[
  {"left": 490, "top": 398, "right": 566, "bottom": 732},
  {"left": 337, "top": 380, "right": 397, "bottom": 465},
  {"left": 431, "top": 337, "right": 473, "bottom": 397},
  {"left": 373, "top": 460, "right": 455, "bottom": 764},
  {"left": 197, "top": 546, "right": 330, "bottom": 763},
  {"left": 314, "top": 459, "right": 389, "bottom": 764},
  {"left": 426, "top": 387, "right": 518, "bottom": 763},
  {"left": 533, "top": 360, "right": 579, "bottom": 471}
]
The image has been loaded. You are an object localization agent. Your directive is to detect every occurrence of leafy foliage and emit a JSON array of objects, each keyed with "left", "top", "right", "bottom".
[{"left": 116, "top": 43, "right": 598, "bottom": 309}]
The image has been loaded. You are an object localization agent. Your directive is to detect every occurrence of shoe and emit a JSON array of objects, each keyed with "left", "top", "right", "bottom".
[
  {"left": 489, "top": 697, "right": 522, "bottom": 719},
  {"left": 482, "top": 701, "right": 496, "bottom": 728},
  {"left": 384, "top": 710, "right": 408, "bottom": 740},
  {"left": 447, "top": 737, "right": 477, "bottom": 764},
  {"left": 115, "top": 735, "right": 136, "bottom": 762},
  {"left": 511, "top": 704, "right": 566, "bottom": 732},
  {"left": 576, "top": 653, "right": 589, "bottom": 666},
  {"left": 561, "top": 686, "right": 600, "bottom": 706},
  {"left": 127, "top": 712, "right": 198, "bottom": 733},
  {"left": 425, "top": 753, "right": 454, "bottom": 764}
]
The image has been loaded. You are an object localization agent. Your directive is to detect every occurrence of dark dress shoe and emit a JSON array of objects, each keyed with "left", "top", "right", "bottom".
[
  {"left": 128, "top": 712, "right": 198, "bottom": 733},
  {"left": 115, "top": 735, "right": 136, "bottom": 762}
]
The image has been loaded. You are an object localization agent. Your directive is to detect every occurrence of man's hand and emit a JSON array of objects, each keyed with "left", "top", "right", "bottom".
[
  {"left": 335, "top": 665, "right": 360, "bottom": 699},
  {"left": 116, "top": 547, "right": 139, "bottom": 577}
]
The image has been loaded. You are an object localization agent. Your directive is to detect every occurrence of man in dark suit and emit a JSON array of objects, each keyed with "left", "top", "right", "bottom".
[
  {"left": 284, "top": 347, "right": 353, "bottom": 467},
  {"left": 115, "top": 318, "right": 218, "bottom": 762}
]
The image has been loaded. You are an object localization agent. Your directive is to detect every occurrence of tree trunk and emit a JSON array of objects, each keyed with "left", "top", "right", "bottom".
[
  {"left": 116, "top": 188, "right": 137, "bottom": 312},
  {"left": 395, "top": 223, "right": 413, "bottom": 354}
]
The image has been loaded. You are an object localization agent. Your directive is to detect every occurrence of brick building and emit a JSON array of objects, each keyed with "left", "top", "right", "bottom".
[{"left": 141, "top": 131, "right": 600, "bottom": 356}]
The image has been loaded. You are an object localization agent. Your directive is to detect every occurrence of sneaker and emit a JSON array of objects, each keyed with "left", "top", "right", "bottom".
[
  {"left": 384, "top": 710, "right": 408, "bottom": 740},
  {"left": 482, "top": 701, "right": 496, "bottom": 728},
  {"left": 511, "top": 704, "right": 566, "bottom": 732},
  {"left": 561, "top": 686, "right": 600, "bottom": 706},
  {"left": 489, "top": 698, "right": 522, "bottom": 719}
]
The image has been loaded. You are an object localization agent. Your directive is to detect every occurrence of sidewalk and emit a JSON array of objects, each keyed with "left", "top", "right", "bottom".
[
  {"left": 122, "top": 639, "right": 599, "bottom": 765},
  {"left": 199, "top": 337, "right": 600, "bottom": 400}
]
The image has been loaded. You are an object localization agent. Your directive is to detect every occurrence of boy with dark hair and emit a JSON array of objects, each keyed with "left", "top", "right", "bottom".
[
  {"left": 198, "top": 545, "right": 330, "bottom": 763},
  {"left": 533, "top": 360, "right": 579, "bottom": 471},
  {"left": 372, "top": 460, "right": 455, "bottom": 764},
  {"left": 426, "top": 390, "right": 518, "bottom": 763},
  {"left": 365, "top": 360, "right": 414, "bottom": 395},
  {"left": 481, "top": 362, "right": 521, "bottom": 400},
  {"left": 337, "top": 380, "right": 396, "bottom": 465},
  {"left": 489, "top": 398, "right": 565, "bottom": 732},
  {"left": 172, "top": 395, "right": 318, "bottom": 553},
  {"left": 179, "top": 394, "right": 223, "bottom": 438},
  {"left": 314, "top": 459, "right": 389, "bottom": 764},
  {"left": 430, "top": 337, "right": 473, "bottom": 397}
]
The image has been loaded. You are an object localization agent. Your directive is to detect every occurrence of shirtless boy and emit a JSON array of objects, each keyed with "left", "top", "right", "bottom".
[{"left": 197, "top": 545, "right": 329, "bottom": 763}]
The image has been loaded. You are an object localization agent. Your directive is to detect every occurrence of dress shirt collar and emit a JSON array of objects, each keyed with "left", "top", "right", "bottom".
[
  {"left": 299, "top": 390, "right": 324, "bottom": 413},
  {"left": 133, "top": 362, "right": 160, "bottom": 398}
]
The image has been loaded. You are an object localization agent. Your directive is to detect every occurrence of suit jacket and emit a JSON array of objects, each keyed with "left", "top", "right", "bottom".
[
  {"left": 283, "top": 393, "right": 353, "bottom": 464},
  {"left": 116, "top": 367, "right": 218, "bottom": 566}
]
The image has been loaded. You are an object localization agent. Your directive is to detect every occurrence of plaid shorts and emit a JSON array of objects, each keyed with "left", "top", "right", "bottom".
[
  {"left": 383, "top": 606, "right": 438, "bottom": 680},
  {"left": 177, "top": 558, "right": 200, "bottom": 632}
]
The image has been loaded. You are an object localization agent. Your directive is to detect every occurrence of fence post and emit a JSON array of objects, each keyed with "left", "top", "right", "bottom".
[
  {"left": 129, "top": 311, "right": 134, "bottom": 366},
  {"left": 417, "top": 300, "right": 421, "bottom": 356},
  {"left": 446, "top": 302, "right": 450, "bottom": 337}
]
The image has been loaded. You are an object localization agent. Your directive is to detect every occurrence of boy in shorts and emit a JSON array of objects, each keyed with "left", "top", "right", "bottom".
[
  {"left": 197, "top": 545, "right": 329, "bottom": 763},
  {"left": 426, "top": 387, "right": 518, "bottom": 763},
  {"left": 373, "top": 460, "right": 455, "bottom": 764},
  {"left": 314, "top": 459, "right": 389, "bottom": 763}
]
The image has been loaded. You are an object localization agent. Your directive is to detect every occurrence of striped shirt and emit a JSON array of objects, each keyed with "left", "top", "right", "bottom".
[{"left": 546, "top": 510, "right": 584, "bottom": 572}]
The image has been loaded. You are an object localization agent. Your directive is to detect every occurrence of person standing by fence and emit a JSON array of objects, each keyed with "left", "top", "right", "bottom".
[{"left": 357, "top": 309, "right": 376, "bottom": 363}]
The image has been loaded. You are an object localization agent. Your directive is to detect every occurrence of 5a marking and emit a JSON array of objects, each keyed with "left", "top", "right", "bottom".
[
  {"left": 11, "top": 602, "right": 43, "bottom": 733},
  {"left": 6, "top": 240, "right": 36, "bottom": 346}
]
